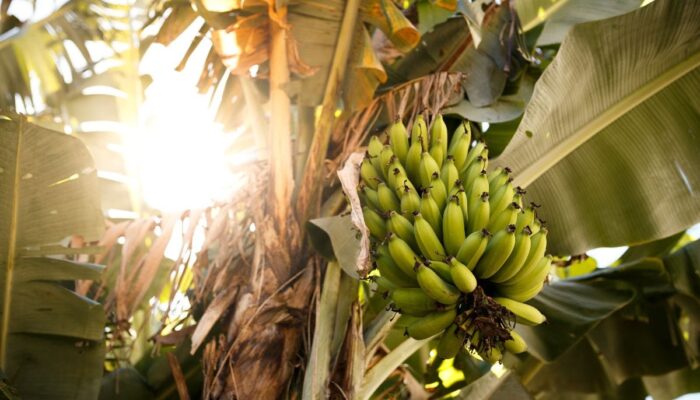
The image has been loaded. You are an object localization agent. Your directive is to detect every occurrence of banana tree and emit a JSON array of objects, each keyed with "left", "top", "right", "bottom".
[
  {"left": 102, "top": 0, "right": 700, "bottom": 398},
  {"left": 1, "top": 0, "right": 699, "bottom": 398}
]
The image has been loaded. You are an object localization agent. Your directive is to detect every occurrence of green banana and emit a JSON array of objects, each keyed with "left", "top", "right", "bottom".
[
  {"left": 363, "top": 206, "right": 386, "bottom": 240},
  {"left": 500, "top": 255, "right": 551, "bottom": 301},
  {"left": 361, "top": 158, "right": 381, "bottom": 190},
  {"left": 387, "top": 157, "right": 409, "bottom": 194},
  {"left": 400, "top": 185, "right": 421, "bottom": 221},
  {"left": 414, "top": 213, "right": 446, "bottom": 260},
  {"left": 504, "top": 330, "right": 527, "bottom": 354},
  {"left": 515, "top": 204, "right": 537, "bottom": 234},
  {"left": 500, "top": 281, "right": 543, "bottom": 303},
  {"left": 441, "top": 156, "right": 460, "bottom": 193},
  {"left": 509, "top": 228, "right": 548, "bottom": 281},
  {"left": 389, "top": 120, "right": 409, "bottom": 164},
  {"left": 494, "top": 297, "right": 546, "bottom": 326},
  {"left": 429, "top": 143, "right": 445, "bottom": 170},
  {"left": 391, "top": 288, "right": 439, "bottom": 316},
  {"left": 426, "top": 260, "right": 454, "bottom": 283},
  {"left": 420, "top": 189, "right": 442, "bottom": 236},
  {"left": 488, "top": 166, "right": 511, "bottom": 193},
  {"left": 387, "top": 233, "right": 419, "bottom": 278},
  {"left": 360, "top": 185, "right": 381, "bottom": 211},
  {"left": 391, "top": 170, "right": 416, "bottom": 199},
  {"left": 405, "top": 139, "right": 423, "bottom": 184},
  {"left": 473, "top": 225, "right": 516, "bottom": 279},
  {"left": 429, "top": 172, "right": 447, "bottom": 210},
  {"left": 378, "top": 145, "right": 395, "bottom": 179},
  {"left": 462, "top": 157, "right": 486, "bottom": 191},
  {"left": 375, "top": 245, "right": 417, "bottom": 287},
  {"left": 374, "top": 275, "right": 399, "bottom": 292},
  {"left": 394, "top": 314, "right": 422, "bottom": 329},
  {"left": 437, "top": 325, "right": 466, "bottom": 359},
  {"left": 411, "top": 115, "right": 429, "bottom": 150},
  {"left": 512, "top": 186, "right": 526, "bottom": 208},
  {"left": 456, "top": 229, "right": 490, "bottom": 270},
  {"left": 464, "top": 141, "right": 486, "bottom": 171},
  {"left": 419, "top": 152, "right": 440, "bottom": 188},
  {"left": 448, "top": 121, "right": 471, "bottom": 155},
  {"left": 368, "top": 135, "right": 385, "bottom": 176},
  {"left": 456, "top": 187, "right": 469, "bottom": 227},
  {"left": 530, "top": 218, "right": 542, "bottom": 235},
  {"left": 479, "top": 147, "right": 489, "bottom": 169},
  {"left": 388, "top": 210, "right": 417, "bottom": 249},
  {"left": 450, "top": 134, "right": 471, "bottom": 172},
  {"left": 443, "top": 196, "right": 466, "bottom": 256},
  {"left": 359, "top": 114, "right": 554, "bottom": 357},
  {"left": 489, "top": 226, "right": 532, "bottom": 283},
  {"left": 430, "top": 114, "right": 448, "bottom": 157},
  {"left": 489, "top": 182, "right": 514, "bottom": 216},
  {"left": 487, "top": 202, "right": 520, "bottom": 233},
  {"left": 467, "top": 170, "right": 489, "bottom": 204},
  {"left": 487, "top": 167, "right": 504, "bottom": 185},
  {"left": 377, "top": 182, "right": 400, "bottom": 213},
  {"left": 467, "top": 192, "right": 490, "bottom": 234},
  {"left": 447, "top": 257, "right": 477, "bottom": 293},
  {"left": 416, "top": 264, "right": 461, "bottom": 305},
  {"left": 406, "top": 308, "right": 456, "bottom": 340}
]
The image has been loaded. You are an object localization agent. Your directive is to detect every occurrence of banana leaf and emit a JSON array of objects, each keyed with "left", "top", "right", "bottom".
[
  {"left": 0, "top": 113, "right": 105, "bottom": 399},
  {"left": 520, "top": 240, "right": 700, "bottom": 399},
  {"left": 494, "top": 0, "right": 700, "bottom": 254},
  {"left": 515, "top": 0, "right": 643, "bottom": 45}
]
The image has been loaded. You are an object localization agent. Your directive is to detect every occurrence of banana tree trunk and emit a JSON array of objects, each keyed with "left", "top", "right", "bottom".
[{"left": 202, "top": 1, "right": 359, "bottom": 397}]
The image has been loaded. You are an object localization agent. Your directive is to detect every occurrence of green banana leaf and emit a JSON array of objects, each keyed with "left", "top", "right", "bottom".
[
  {"left": 494, "top": 0, "right": 700, "bottom": 254},
  {"left": 524, "top": 342, "right": 649, "bottom": 400},
  {"left": 618, "top": 231, "right": 684, "bottom": 264},
  {"left": 520, "top": 240, "right": 700, "bottom": 399},
  {"left": 517, "top": 279, "right": 635, "bottom": 362},
  {"left": 0, "top": 113, "right": 105, "bottom": 399},
  {"left": 515, "top": 0, "right": 643, "bottom": 45}
]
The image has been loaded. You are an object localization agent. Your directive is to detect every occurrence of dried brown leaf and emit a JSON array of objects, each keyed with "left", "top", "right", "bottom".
[
  {"left": 191, "top": 288, "right": 238, "bottom": 353},
  {"left": 336, "top": 152, "right": 371, "bottom": 278}
]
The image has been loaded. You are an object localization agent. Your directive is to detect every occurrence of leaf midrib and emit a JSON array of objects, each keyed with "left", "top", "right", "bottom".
[
  {"left": 520, "top": 0, "right": 570, "bottom": 32},
  {"left": 513, "top": 49, "right": 700, "bottom": 188},
  {"left": 0, "top": 117, "right": 22, "bottom": 369}
]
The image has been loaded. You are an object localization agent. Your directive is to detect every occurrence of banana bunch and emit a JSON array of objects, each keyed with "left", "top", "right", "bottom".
[{"left": 360, "top": 115, "right": 552, "bottom": 362}]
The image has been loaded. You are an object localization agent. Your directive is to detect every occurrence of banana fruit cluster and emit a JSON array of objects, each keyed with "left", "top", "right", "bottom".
[{"left": 360, "top": 115, "right": 551, "bottom": 362}]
